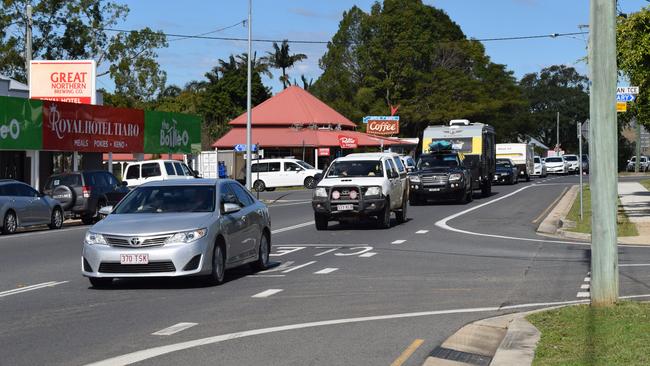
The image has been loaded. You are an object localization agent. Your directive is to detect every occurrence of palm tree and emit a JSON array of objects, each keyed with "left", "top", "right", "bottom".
[
  {"left": 237, "top": 52, "right": 273, "bottom": 79},
  {"left": 266, "top": 40, "right": 307, "bottom": 89}
]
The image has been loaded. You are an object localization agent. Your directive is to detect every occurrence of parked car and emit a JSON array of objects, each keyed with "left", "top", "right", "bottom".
[
  {"left": 0, "top": 179, "right": 63, "bottom": 234},
  {"left": 124, "top": 160, "right": 196, "bottom": 187},
  {"left": 581, "top": 154, "right": 589, "bottom": 174},
  {"left": 494, "top": 158, "right": 519, "bottom": 185},
  {"left": 626, "top": 156, "right": 649, "bottom": 172},
  {"left": 563, "top": 154, "right": 580, "bottom": 174},
  {"left": 43, "top": 171, "right": 130, "bottom": 225},
  {"left": 545, "top": 156, "right": 568, "bottom": 175},
  {"left": 533, "top": 156, "right": 547, "bottom": 177},
  {"left": 81, "top": 179, "right": 272, "bottom": 288},
  {"left": 312, "top": 152, "right": 409, "bottom": 230},
  {"left": 400, "top": 155, "right": 417, "bottom": 172},
  {"left": 251, "top": 158, "right": 322, "bottom": 192}
]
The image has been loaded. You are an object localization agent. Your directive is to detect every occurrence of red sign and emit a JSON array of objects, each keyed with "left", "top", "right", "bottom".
[
  {"left": 338, "top": 135, "right": 358, "bottom": 149},
  {"left": 42, "top": 101, "right": 144, "bottom": 152},
  {"left": 317, "top": 147, "right": 331, "bottom": 156},
  {"left": 367, "top": 119, "right": 399, "bottom": 136}
]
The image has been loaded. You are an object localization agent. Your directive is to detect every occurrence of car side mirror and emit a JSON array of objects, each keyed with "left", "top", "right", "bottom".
[
  {"left": 121, "top": 181, "right": 128, "bottom": 187},
  {"left": 390, "top": 171, "right": 399, "bottom": 179},
  {"left": 314, "top": 173, "right": 323, "bottom": 181},
  {"left": 99, "top": 206, "right": 114, "bottom": 216},
  {"left": 222, "top": 202, "right": 241, "bottom": 214}
]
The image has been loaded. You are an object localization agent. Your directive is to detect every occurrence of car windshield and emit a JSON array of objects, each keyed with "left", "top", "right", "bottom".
[
  {"left": 564, "top": 156, "right": 578, "bottom": 161},
  {"left": 45, "top": 174, "right": 81, "bottom": 189},
  {"left": 296, "top": 160, "right": 314, "bottom": 169},
  {"left": 417, "top": 154, "right": 460, "bottom": 169},
  {"left": 496, "top": 160, "right": 512, "bottom": 168},
  {"left": 326, "top": 161, "right": 383, "bottom": 178},
  {"left": 113, "top": 185, "right": 215, "bottom": 214},
  {"left": 546, "top": 157, "right": 563, "bottom": 163},
  {"left": 534, "top": 157, "right": 541, "bottom": 163}
]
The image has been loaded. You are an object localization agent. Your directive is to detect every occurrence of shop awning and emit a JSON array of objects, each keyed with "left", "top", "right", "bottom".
[
  {"left": 102, "top": 153, "right": 185, "bottom": 162},
  {"left": 212, "top": 127, "right": 415, "bottom": 149}
]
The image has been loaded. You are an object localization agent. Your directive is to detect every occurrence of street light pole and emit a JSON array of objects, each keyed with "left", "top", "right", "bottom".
[
  {"left": 589, "top": 0, "right": 618, "bottom": 306},
  {"left": 245, "top": 0, "right": 253, "bottom": 190}
]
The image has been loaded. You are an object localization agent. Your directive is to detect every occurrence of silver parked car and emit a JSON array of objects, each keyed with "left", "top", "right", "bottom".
[
  {"left": 0, "top": 179, "right": 63, "bottom": 234},
  {"left": 81, "top": 179, "right": 271, "bottom": 287}
]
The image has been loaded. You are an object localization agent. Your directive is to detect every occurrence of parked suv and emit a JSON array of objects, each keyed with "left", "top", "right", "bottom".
[
  {"left": 251, "top": 158, "right": 322, "bottom": 192},
  {"left": 312, "top": 153, "right": 409, "bottom": 230},
  {"left": 124, "top": 160, "right": 196, "bottom": 187},
  {"left": 563, "top": 154, "right": 580, "bottom": 174},
  {"left": 43, "top": 171, "right": 130, "bottom": 225},
  {"left": 626, "top": 156, "right": 649, "bottom": 172},
  {"left": 0, "top": 180, "right": 63, "bottom": 234}
]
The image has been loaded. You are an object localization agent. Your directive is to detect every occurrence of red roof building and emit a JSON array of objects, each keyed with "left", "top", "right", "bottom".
[{"left": 212, "top": 86, "right": 414, "bottom": 169}]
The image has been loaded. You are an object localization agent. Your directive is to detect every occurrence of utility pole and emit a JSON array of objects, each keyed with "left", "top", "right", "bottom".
[
  {"left": 635, "top": 117, "right": 641, "bottom": 173},
  {"left": 245, "top": 0, "right": 253, "bottom": 190},
  {"left": 589, "top": 0, "right": 618, "bottom": 306},
  {"left": 556, "top": 112, "right": 560, "bottom": 156},
  {"left": 578, "top": 121, "right": 584, "bottom": 220},
  {"left": 25, "top": 5, "right": 32, "bottom": 82}
]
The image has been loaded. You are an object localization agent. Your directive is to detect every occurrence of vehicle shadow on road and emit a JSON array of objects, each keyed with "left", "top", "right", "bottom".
[{"left": 324, "top": 218, "right": 413, "bottom": 231}]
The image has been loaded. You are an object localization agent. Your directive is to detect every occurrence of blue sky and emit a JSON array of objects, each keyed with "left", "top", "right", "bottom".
[{"left": 112, "top": 0, "right": 649, "bottom": 94}]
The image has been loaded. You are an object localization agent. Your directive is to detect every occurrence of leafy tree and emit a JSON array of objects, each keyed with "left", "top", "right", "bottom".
[
  {"left": 0, "top": 0, "right": 167, "bottom": 101},
  {"left": 266, "top": 40, "right": 307, "bottom": 89},
  {"left": 311, "top": 0, "right": 526, "bottom": 147},
  {"left": 518, "top": 65, "right": 589, "bottom": 153}
]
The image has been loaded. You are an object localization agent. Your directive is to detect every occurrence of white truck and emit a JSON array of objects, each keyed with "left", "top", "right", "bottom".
[{"left": 496, "top": 143, "right": 534, "bottom": 182}]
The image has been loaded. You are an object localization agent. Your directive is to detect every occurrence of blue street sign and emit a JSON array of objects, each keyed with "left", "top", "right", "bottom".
[
  {"left": 362, "top": 115, "right": 400, "bottom": 124},
  {"left": 234, "top": 144, "right": 258, "bottom": 152},
  {"left": 616, "top": 94, "right": 636, "bottom": 102}
]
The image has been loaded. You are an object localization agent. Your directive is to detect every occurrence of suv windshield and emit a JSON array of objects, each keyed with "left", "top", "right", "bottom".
[
  {"left": 326, "top": 161, "right": 383, "bottom": 178},
  {"left": 534, "top": 157, "right": 541, "bottom": 163},
  {"left": 417, "top": 154, "right": 460, "bottom": 169},
  {"left": 546, "top": 157, "right": 563, "bottom": 163},
  {"left": 45, "top": 174, "right": 81, "bottom": 189},
  {"left": 113, "top": 185, "right": 215, "bottom": 214},
  {"left": 564, "top": 155, "right": 578, "bottom": 161},
  {"left": 496, "top": 160, "right": 512, "bottom": 168}
]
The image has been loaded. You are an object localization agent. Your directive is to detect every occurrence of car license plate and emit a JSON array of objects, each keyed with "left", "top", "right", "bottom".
[
  {"left": 120, "top": 253, "right": 149, "bottom": 265},
  {"left": 337, "top": 204, "right": 353, "bottom": 211},
  {"left": 429, "top": 188, "right": 441, "bottom": 192}
]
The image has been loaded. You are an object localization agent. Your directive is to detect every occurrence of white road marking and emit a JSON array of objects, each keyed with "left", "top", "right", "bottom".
[
  {"left": 584, "top": 277, "right": 591, "bottom": 282},
  {"left": 391, "top": 240, "right": 406, "bottom": 245},
  {"left": 258, "top": 261, "right": 295, "bottom": 274},
  {"left": 415, "top": 230, "right": 429, "bottom": 234},
  {"left": 269, "top": 200, "right": 312, "bottom": 208},
  {"left": 576, "top": 292, "right": 590, "bottom": 298},
  {"left": 252, "top": 289, "right": 283, "bottom": 298},
  {"left": 314, "top": 248, "right": 340, "bottom": 256},
  {"left": 152, "top": 323, "right": 197, "bottom": 336},
  {"left": 281, "top": 261, "right": 316, "bottom": 273},
  {"left": 359, "top": 252, "right": 377, "bottom": 258},
  {"left": 270, "top": 246, "right": 305, "bottom": 257},
  {"left": 0, "top": 281, "right": 68, "bottom": 298},
  {"left": 271, "top": 221, "right": 314, "bottom": 234},
  {"left": 620, "top": 263, "right": 650, "bottom": 267},
  {"left": 335, "top": 246, "right": 373, "bottom": 256},
  {"left": 314, "top": 268, "right": 338, "bottom": 274},
  {"left": 580, "top": 284, "right": 590, "bottom": 289}
]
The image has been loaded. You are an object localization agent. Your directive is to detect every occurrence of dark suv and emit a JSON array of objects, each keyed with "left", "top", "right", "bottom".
[{"left": 43, "top": 171, "right": 130, "bottom": 224}]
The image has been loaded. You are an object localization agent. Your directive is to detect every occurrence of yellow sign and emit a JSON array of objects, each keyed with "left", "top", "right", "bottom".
[{"left": 617, "top": 102, "right": 627, "bottom": 113}]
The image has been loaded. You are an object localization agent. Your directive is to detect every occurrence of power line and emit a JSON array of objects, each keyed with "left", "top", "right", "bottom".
[{"left": 167, "top": 20, "right": 246, "bottom": 42}]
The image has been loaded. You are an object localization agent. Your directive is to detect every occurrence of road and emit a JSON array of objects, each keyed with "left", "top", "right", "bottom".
[{"left": 2, "top": 175, "right": 650, "bottom": 366}]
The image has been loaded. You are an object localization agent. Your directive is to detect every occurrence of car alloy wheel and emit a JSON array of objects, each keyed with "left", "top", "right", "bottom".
[
  {"left": 50, "top": 208, "right": 63, "bottom": 229},
  {"left": 396, "top": 195, "right": 407, "bottom": 223},
  {"left": 3, "top": 211, "right": 17, "bottom": 234},
  {"left": 253, "top": 180, "right": 266, "bottom": 192},
  {"left": 304, "top": 176, "right": 316, "bottom": 189},
  {"left": 251, "top": 234, "right": 270, "bottom": 271},
  {"left": 210, "top": 245, "right": 226, "bottom": 285}
]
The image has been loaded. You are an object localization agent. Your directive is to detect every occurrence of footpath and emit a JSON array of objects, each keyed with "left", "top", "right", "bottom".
[{"left": 421, "top": 180, "right": 650, "bottom": 366}]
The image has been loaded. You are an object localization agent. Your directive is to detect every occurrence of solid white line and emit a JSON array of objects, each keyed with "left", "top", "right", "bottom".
[
  {"left": 0, "top": 281, "right": 68, "bottom": 298},
  {"left": 251, "top": 289, "right": 283, "bottom": 298},
  {"left": 391, "top": 240, "right": 406, "bottom": 245},
  {"left": 271, "top": 221, "right": 314, "bottom": 234},
  {"left": 359, "top": 252, "right": 377, "bottom": 258},
  {"left": 270, "top": 201, "right": 312, "bottom": 208},
  {"left": 415, "top": 230, "right": 428, "bottom": 234},
  {"left": 314, "top": 248, "right": 340, "bottom": 256},
  {"left": 152, "top": 323, "right": 198, "bottom": 336},
  {"left": 584, "top": 277, "right": 591, "bottom": 282},
  {"left": 281, "top": 261, "right": 316, "bottom": 273},
  {"left": 314, "top": 268, "right": 338, "bottom": 274},
  {"left": 580, "top": 284, "right": 590, "bottom": 289},
  {"left": 576, "top": 292, "right": 590, "bottom": 298},
  {"left": 620, "top": 263, "right": 650, "bottom": 267}
]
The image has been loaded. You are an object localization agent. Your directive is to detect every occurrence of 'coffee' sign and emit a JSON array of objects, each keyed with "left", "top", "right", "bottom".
[
  {"left": 42, "top": 101, "right": 144, "bottom": 152},
  {"left": 367, "top": 119, "right": 399, "bottom": 136},
  {"left": 338, "top": 135, "right": 358, "bottom": 149}
]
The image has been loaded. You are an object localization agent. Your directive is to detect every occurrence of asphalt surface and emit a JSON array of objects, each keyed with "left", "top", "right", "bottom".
[{"left": 2, "top": 174, "right": 650, "bottom": 366}]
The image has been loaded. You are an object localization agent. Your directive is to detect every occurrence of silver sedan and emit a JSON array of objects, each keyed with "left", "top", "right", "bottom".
[
  {"left": 81, "top": 179, "right": 271, "bottom": 287},
  {"left": 0, "top": 180, "right": 63, "bottom": 234}
]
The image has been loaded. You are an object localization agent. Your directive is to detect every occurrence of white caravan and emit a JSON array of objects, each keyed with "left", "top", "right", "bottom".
[{"left": 496, "top": 143, "right": 534, "bottom": 182}]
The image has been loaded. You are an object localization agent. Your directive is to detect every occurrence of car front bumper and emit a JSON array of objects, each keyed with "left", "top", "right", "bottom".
[
  {"left": 312, "top": 197, "right": 387, "bottom": 217},
  {"left": 82, "top": 238, "right": 211, "bottom": 278},
  {"left": 409, "top": 182, "right": 465, "bottom": 199},
  {"left": 547, "top": 166, "right": 566, "bottom": 173},
  {"left": 493, "top": 174, "right": 513, "bottom": 184}
]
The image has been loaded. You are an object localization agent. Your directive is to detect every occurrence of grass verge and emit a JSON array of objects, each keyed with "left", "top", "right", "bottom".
[
  {"left": 528, "top": 302, "right": 650, "bottom": 366},
  {"left": 641, "top": 179, "right": 650, "bottom": 191},
  {"left": 566, "top": 185, "right": 638, "bottom": 237}
]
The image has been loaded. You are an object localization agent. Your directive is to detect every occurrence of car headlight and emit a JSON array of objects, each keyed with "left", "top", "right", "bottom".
[
  {"left": 85, "top": 231, "right": 107, "bottom": 245},
  {"left": 449, "top": 173, "right": 462, "bottom": 181},
  {"left": 364, "top": 186, "right": 382, "bottom": 197},
  {"left": 314, "top": 187, "right": 327, "bottom": 198},
  {"left": 166, "top": 228, "right": 208, "bottom": 244},
  {"left": 409, "top": 175, "right": 421, "bottom": 183}
]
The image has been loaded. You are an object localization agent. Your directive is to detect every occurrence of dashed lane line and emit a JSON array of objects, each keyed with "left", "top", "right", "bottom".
[
  {"left": 576, "top": 292, "right": 590, "bottom": 298},
  {"left": 152, "top": 323, "right": 198, "bottom": 336},
  {"left": 314, "top": 268, "right": 339, "bottom": 274},
  {"left": 359, "top": 252, "right": 377, "bottom": 258},
  {"left": 391, "top": 240, "right": 406, "bottom": 245},
  {"left": 584, "top": 277, "right": 591, "bottom": 282},
  {"left": 251, "top": 289, "right": 283, "bottom": 298},
  {"left": 0, "top": 281, "right": 68, "bottom": 298},
  {"left": 620, "top": 263, "right": 650, "bottom": 267},
  {"left": 271, "top": 221, "right": 314, "bottom": 234},
  {"left": 415, "top": 230, "right": 429, "bottom": 234},
  {"left": 580, "top": 284, "right": 590, "bottom": 289},
  {"left": 281, "top": 261, "right": 316, "bottom": 273},
  {"left": 314, "top": 248, "right": 340, "bottom": 256}
]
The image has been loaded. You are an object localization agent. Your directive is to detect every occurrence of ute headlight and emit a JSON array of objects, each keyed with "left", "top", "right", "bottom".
[
  {"left": 449, "top": 173, "right": 462, "bottom": 181},
  {"left": 166, "top": 228, "right": 208, "bottom": 244},
  {"left": 409, "top": 175, "right": 421, "bottom": 183},
  {"left": 364, "top": 186, "right": 382, "bottom": 197},
  {"left": 314, "top": 187, "right": 328, "bottom": 198},
  {"left": 85, "top": 231, "right": 107, "bottom": 245}
]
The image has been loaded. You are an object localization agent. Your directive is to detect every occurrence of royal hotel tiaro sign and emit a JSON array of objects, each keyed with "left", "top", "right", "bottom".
[{"left": 29, "top": 60, "right": 96, "bottom": 105}]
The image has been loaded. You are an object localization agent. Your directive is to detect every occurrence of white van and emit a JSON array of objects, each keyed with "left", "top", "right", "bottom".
[
  {"left": 496, "top": 143, "right": 534, "bottom": 182},
  {"left": 124, "top": 160, "right": 196, "bottom": 187},
  {"left": 251, "top": 158, "right": 322, "bottom": 192}
]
